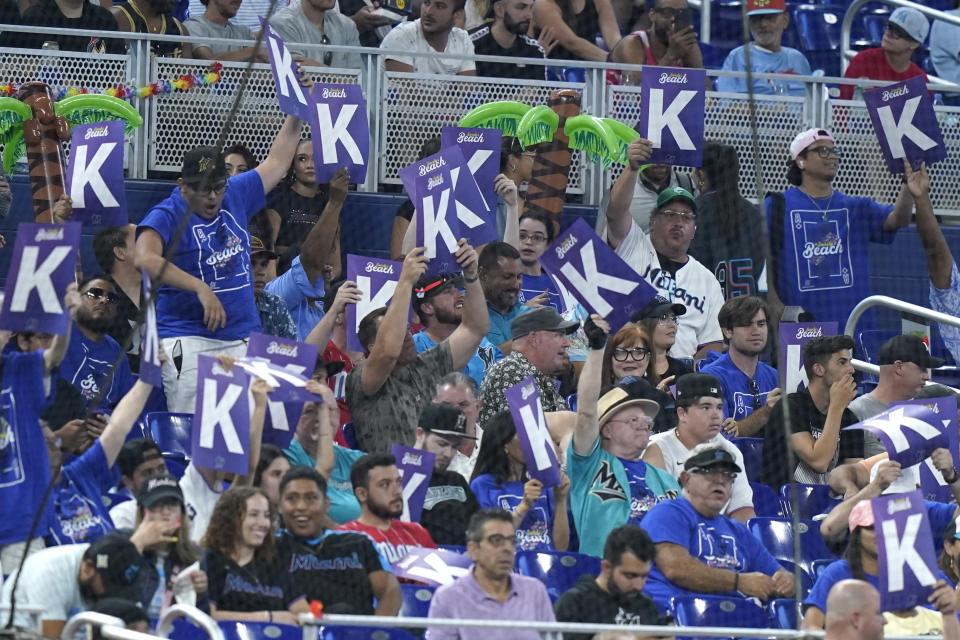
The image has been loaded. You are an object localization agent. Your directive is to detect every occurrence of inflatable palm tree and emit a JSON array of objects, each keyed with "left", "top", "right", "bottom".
[{"left": 0, "top": 82, "right": 142, "bottom": 222}]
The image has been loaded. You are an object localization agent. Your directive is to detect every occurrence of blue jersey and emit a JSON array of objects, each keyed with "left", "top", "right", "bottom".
[
  {"left": 138, "top": 170, "right": 265, "bottom": 340},
  {"left": 518, "top": 272, "right": 565, "bottom": 313},
  {"left": 47, "top": 440, "right": 119, "bottom": 545},
  {"left": 764, "top": 188, "right": 894, "bottom": 328},
  {"left": 0, "top": 351, "right": 56, "bottom": 545},
  {"left": 471, "top": 474, "right": 557, "bottom": 551},
  {"left": 700, "top": 352, "right": 779, "bottom": 420},
  {"left": 413, "top": 331, "right": 502, "bottom": 388},
  {"left": 59, "top": 325, "right": 136, "bottom": 412},
  {"left": 716, "top": 44, "right": 812, "bottom": 97}
]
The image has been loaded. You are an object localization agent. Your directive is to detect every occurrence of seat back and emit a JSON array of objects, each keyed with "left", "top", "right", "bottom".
[
  {"left": 320, "top": 626, "right": 418, "bottom": 639},
  {"left": 769, "top": 598, "right": 801, "bottom": 630},
  {"left": 731, "top": 438, "right": 763, "bottom": 482},
  {"left": 399, "top": 584, "right": 435, "bottom": 618},
  {"left": 145, "top": 412, "right": 193, "bottom": 460},
  {"left": 793, "top": 6, "right": 844, "bottom": 51},
  {"left": 750, "top": 482, "right": 785, "bottom": 518},
  {"left": 747, "top": 516, "right": 837, "bottom": 574},
  {"left": 780, "top": 483, "right": 840, "bottom": 519},
  {"left": 514, "top": 550, "right": 601, "bottom": 602},
  {"left": 169, "top": 620, "right": 302, "bottom": 640},
  {"left": 670, "top": 595, "right": 770, "bottom": 634}
]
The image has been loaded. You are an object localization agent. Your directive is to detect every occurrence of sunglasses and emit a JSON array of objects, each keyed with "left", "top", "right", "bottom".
[
  {"left": 84, "top": 287, "right": 119, "bottom": 304},
  {"left": 321, "top": 33, "right": 333, "bottom": 67},
  {"left": 749, "top": 379, "right": 762, "bottom": 411},
  {"left": 884, "top": 23, "right": 913, "bottom": 41}
]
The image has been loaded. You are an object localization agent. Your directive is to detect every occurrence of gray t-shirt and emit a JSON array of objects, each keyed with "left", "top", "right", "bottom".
[
  {"left": 183, "top": 15, "right": 252, "bottom": 54},
  {"left": 268, "top": 5, "right": 362, "bottom": 70},
  {"left": 848, "top": 393, "right": 890, "bottom": 458}
]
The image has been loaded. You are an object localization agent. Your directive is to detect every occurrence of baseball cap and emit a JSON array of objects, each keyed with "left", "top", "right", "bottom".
[
  {"left": 655, "top": 186, "right": 697, "bottom": 213},
  {"left": 789, "top": 128, "right": 835, "bottom": 161},
  {"left": 631, "top": 295, "right": 686, "bottom": 322},
  {"left": 136, "top": 473, "right": 184, "bottom": 509},
  {"left": 250, "top": 236, "right": 278, "bottom": 260},
  {"left": 419, "top": 402, "right": 476, "bottom": 440},
  {"left": 945, "top": 515, "right": 960, "bottom": 541},
  {"left": 848, "top": 500, "right": 875, "bottom": 531},
  {"left": 180, "top": 146, "right": 228, "bottom": 188},
  {"left": 675, "top": 373, "right": 724, "bottom": 406},
  {"left": 597, "top": 378, "right": 661, "bottom": 428},
  {"left": 747, "top": 0, "right": 785, "bottom": 15},
  {"left": 878, "top": 334, "right": 945, "bottom": 369},
  {"left": 684, "top": 446, "right": 742, "bottom": 473},
  {"left": 510, "top": 307, "right": 579, "bottom": 340},
  {"left": 888, "top": 6, "right": 929, "bottom": 43},
  {"left": 413, "top": 272, "right": 463, "bottom": 303},
  {"left": 83, "top": 534, "right": 146, "bottom": 604}
]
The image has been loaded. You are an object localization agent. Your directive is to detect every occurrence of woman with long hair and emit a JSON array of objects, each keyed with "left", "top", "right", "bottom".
[
  {"left": 201, "top": 486, "right": 308, "bottom": 624},
  {"left": 633, "top": 297, "right": 693, "bottom": 384},
  {"left": 601, "top": 323, "right": 675, "bottom": 433},
  {"left": 688, "top": 141, "right": 769, "bottom": 300},
  {"left": 253, "top": 444, "right": 290, "bottom": 513},
  {"left": 470, "top": 411, "right": 571, "bottom": 552}
]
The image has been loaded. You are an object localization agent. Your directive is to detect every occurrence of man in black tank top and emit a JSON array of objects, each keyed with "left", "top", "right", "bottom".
[{"left": 112, "top": 0, "right": 190, "bottom": 57}]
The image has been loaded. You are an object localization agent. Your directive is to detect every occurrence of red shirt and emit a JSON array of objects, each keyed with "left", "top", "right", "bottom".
[
  {"left": 337, "top": 519, "right": 436, "bottom": 565},
  {"left": 839, "top": 47, "right": 929, "bottom": 100},
  {"left": 324, "top": 339, "right": 355, "bottom": 445}
]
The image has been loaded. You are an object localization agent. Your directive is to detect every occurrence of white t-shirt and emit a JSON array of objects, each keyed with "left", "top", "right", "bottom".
[
  {"left": 0, "top": 544, "right": 86, "bottom": 628},
  {"left": 180, "top": 464, "right": 224, "bottom": 545},
  {"left": 380, "top": 20, "right": 476, "bottom": 75},
  {"left": 611, "top": 222, "right": 724, "bottom": 358},
  {"left": 447, "top": 425, "right": 483, "bottom": 481},
  {"left": 647, "top": 430, "right": 754, "bottom": 516},
  {"left": 109, "top": 500, "right": 137, "bottom": 531}
]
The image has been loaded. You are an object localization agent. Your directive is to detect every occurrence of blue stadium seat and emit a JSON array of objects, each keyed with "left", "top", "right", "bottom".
[
  {"left": 750, "top": 482, "right": 785, "bottom": 517},
  {"left": 730, "top": 437, "right": 763, "bottom": 482},
  {"left": 399, "top": 584, "right": 435, "bottom": 618},
  {"left": 769, "top": 598, "right": 801, "bottom": 630},
  {"left": 341, "top": 421, "right": 360, "bottom": 450},
  {"left": 320, "top": 627, "right": 417, "bottom": 640},
  {"left": 565, "top": 393, "right": 578, "bottom": 412},
  {"left": 793, "top": 6, "right": 844, "bottom": 52},
  {"left": 144, "top": 411, "right": 192, "bottom": 461},
  {"left": 779, "top": 483, "right": 841, "bottom": 519},
  {"left": 776, "top": 559, "right": 814, "bottom": 598},
  {"left": 170, "top": 620, "right": 302, "bottom": 640},
  {"left": 710, "top": 1, "right": 746, "bottom": 52},
  {"left": 811, "top": 557, "right": 834, "bottom": 579},
  {"left": 861, "top": 12, "right": 888, "bottom": 46},
  {"left": 748, "top": 517, "right": 838, "bottom": 575},
  {"left": 700, "top": 42, "right": 730, "bottom": 71},
  {"left": 563, "top": 68, "right": 586, "bottom": 83},
  {"left": 670, "top": 595, "right": 770, "bottom": 636},
  {"left": 514, "top": 550, "right": 601, "bottom": 602}
]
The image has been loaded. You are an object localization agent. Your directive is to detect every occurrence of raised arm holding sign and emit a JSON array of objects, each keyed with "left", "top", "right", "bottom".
[
  {"left": 309, "top": 84, "right": 369, "bottom": 184},
  {"left": 639, "top": 66, "right": 706, "bottom": 167},
  {"left": 391, "top": 443, "right": 436, "bottom": 523},
  {"left": 863, "top": 76, "right": 947, "bottom": 174}
]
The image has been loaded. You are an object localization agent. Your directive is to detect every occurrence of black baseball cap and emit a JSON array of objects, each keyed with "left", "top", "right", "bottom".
[
  {"left": 510, "top": 307, "right": 579, "bottom": 339},
  {"left": 631, "top": 295, "right": 687, "bottom": 322},
  {"left": 419, "top": 403, "right": 476, "bottom": 440},
  {"left": 413, "top": 273, "right": 464, "bottom": 313},
  {"left": 136, "top": 473, "right": 184, "bottom": 509},
  {"left": 83, "top": 534, "right": 146, "bottom": 604},
  {"left": 181, "top": 146, "right": 227, "bottom": 187},
  {"left": 878, "top": 334, "right": 945, "bottom": 369},
  {"left": 684, "top": 446, "right": 742, "bottom": 473},
  {"left": 250, "top": 236, "right": 279, "bottom": 260},
  {"left": 675, "top": 373, "right": 724, "bottom": 406}
]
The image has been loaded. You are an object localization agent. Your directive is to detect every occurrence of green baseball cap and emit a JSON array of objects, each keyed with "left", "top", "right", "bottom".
[{"left": 655, "top": 186, "right": 697, "bottom": 212}]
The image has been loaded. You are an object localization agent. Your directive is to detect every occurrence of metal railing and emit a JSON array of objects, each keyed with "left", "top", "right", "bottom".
[{"left": 61, "top": 605, "right": 224, "bottom": 640}]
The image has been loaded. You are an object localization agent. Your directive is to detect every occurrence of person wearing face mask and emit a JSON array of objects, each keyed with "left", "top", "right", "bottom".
[{"left": 201, "top": 487, "right": 309, "bottom": 624}]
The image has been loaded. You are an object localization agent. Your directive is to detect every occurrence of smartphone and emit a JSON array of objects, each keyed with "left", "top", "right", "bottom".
[{"left": 672, "top": 8, "right": 692, "bottom": 32}]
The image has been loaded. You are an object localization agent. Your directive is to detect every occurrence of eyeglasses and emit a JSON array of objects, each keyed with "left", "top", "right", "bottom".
[
  {"left": 657, "top": 209, "right": 697, "bottom": 224},
  {"left": 657, "top": 314, "right": 680, "bottom": 325},
  {"left": 519, "top": 231, "right": 548, "bottom": 244},
  {"left": 482, "top": 534, "right": 517, "bottom": 548},
  {"left": 612, "top": 347, "right": 651, "bottom": 362},
  {"left": 190, "top": 181, "right": 227, "bottom": 196},
  {"left": 84, "top": 287, "right": 119, "bottom": 304},
  {"left": 884, "top": 23, "right": 911, "bottom": 41},
  {"left": 321, "top": 33, "right": 333, "bottom": 66},
  {"left": 749, "top": 379, "right": 762, "bottom": 411},
  {"left": 807, "top": 146, "right": 841, "bottom": 159},
  {"left": 690, "top": 468, "right": 738, "bottom": 482},
  {"left": 606, "top": 416, "right": 654, "bottom": 431}
]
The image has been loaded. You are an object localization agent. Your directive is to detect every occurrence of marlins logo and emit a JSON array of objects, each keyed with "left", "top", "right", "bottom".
[{"left": 589, "top": 461, "right": 627, "bottom": 503}]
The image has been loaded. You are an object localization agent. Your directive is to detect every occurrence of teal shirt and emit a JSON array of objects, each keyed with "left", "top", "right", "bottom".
[
  {"left": 568, "top": 436, "right": 681, "bottom": 558},
  {"left": 485, "top": 300, "right": 530, "bottom": 347},
  {"left": 283, "top": 439, "right": 365, "bottom": 524}
]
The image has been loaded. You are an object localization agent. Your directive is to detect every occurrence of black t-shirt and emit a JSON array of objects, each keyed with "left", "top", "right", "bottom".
[
  {"left": 267, "top": 184, "right": 329, "bottom": 252},
  {"left": 554, "top": 575, "right": 668, "bottom": 640},
  {"left": 203, "top": 548, "right": 304, "bottom": 613},
  {"left": 420, "top": 469, "right": 481, "bottom": 546},
  {"left": 688, "top": 193, "right": 769, "bottom": 299},
  {"left": 275, "top": 529, "right": 388, "bottom": 614},
  {"left": 468, "top": 25, "right": 547, "bottom": 81},
  {"left": 0, "top": 0, "right": 125, "bottom": 53},
  {"left": 105, "top": 276, "right": 143, "bottom": 374},
  {"left": 760, "top": 388, "right": 862, "bottom": 489}
]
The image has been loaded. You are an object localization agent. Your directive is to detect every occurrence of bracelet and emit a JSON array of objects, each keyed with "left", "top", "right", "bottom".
[
  {"left": 733, "top": 572, "right": 740, "bottom": 591},
  {"left": 463, "top": 273, "right": 479, "bottom": 283},
  {"left": 946, "top": 468, "right": 960, "bottom": 484}
]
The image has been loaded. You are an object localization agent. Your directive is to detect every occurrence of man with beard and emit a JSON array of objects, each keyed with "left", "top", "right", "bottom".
[
  {"left": 268, "top": 0, "right": 361, "bottom": 68},
  {"left": 700, "top": 296, "right": 781, "bottom": 438},
  {"left": 0, "top": 533, "right": 146, "bottom": 637},
  {"left": 60, "top": 276, "right": 137, "bottom": 414},
  {"left": 469, "top": 0, "right": 550, "bottom": 80},
  {"left": 113, "top": 0, "right": 190, "bottom": 57},
  {"left": 380, "top": 0, "right": 476, "bottom": 75},
  {"left": 479, "top": 242, "right": 529, "bottom": 353},
  {"left": 608, "top": 0, "right": 702, "bottom": 86},
  {"left": 554, "top": 525, "right": 672, "bottom": 639},
  {"left": 413, "top": 272, "right": 502, "bottom": 388},
  {"left": 249, "top": 237, "right": 297, "bottom": 340},
  {"left": 346, "top": 243, "right": 488, "bottom": 454},
  {"left": 185, "top": 0, "right": 266, "bottom": 60},
  {"left": 276, "top": 466, "right": 401, "bottom": 615},
  {"left": 339, "top": 453, "right": 436, "bottom": 563}
]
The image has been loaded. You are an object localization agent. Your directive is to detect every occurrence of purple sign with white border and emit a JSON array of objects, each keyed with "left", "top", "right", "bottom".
[
  {"left": 900, "top": 397, "right": 960, "bottom": 503},
  {"left": 639, "top": 65, "right": 706, "bottom": 167},
  {"left": 392, "top": 548, "right": 473, "bottom": 586},
  {"left": 230, "top": 356, "right": 322, "bottom": 404},
  {"left": 504, "top": 376, "right": 561, "bottom": 488},
  {"left": 441, "top": 126, "right": 502, "bottom": 215},
  {"left": 873, "top": 490, "right": 939, "bottom": 612},
  {"left": 139, "top": 270, "right": 162, "bottom": 388},
  {"left": 845, "top": 403, "right": 947, "bottom": 468},
  {"left": 247, "top": 332, "right": 320, "bottom": 448},
  {"left": 392, "top": 443, "right": 436, "bottom": 524},
  {"left": 863, "top": 75, "right": 947, "bottom": 173},
  {"left": 539, "top": 218, "right": 656, "bottom": 333},
  {"left": 309, "top": 84, "right": 369, "bottom": 184},
  {"left": 0, "top": 222, "right": 80, "bottom": 335},
  {"left": 262, "top": 18, "right": 312, "bottom": 121},
  {"left": 66, "top": 120, "right": 127, "bottom": 228},
  {"left": 778, "top": 322, "right": 839, "bottom": 392},
  {"left": 345, "top": 254, "right": 404, "bottom": 353},
  {"left": 192, "top": 354, "right": 252, "bottom": 475}
]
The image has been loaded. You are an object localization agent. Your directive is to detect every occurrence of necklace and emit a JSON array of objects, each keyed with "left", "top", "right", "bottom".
[
  {"left": 800, "top": 187, "right": 835, "bottom": 221},
  {"left": 129, "top": 0, "right": 166, "bottom": 34}
]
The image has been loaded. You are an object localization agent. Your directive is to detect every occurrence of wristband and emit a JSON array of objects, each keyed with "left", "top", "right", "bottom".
[
  {"left": 946, "top": 468, "right": 960, "bottom": 484},
  {"left": 733, "top": 572, "right": 740, "bottom": 591},
  {"left": 463, "top": 273, "right": 479, "bottom": 283}
]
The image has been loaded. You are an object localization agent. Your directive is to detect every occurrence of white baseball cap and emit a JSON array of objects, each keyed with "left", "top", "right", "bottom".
[
  {"left": 789, "top": 128, "right": 835, "bottom": 161},
  {"left": 888, "top": 7, "right": 929, "bottom": 44}
]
